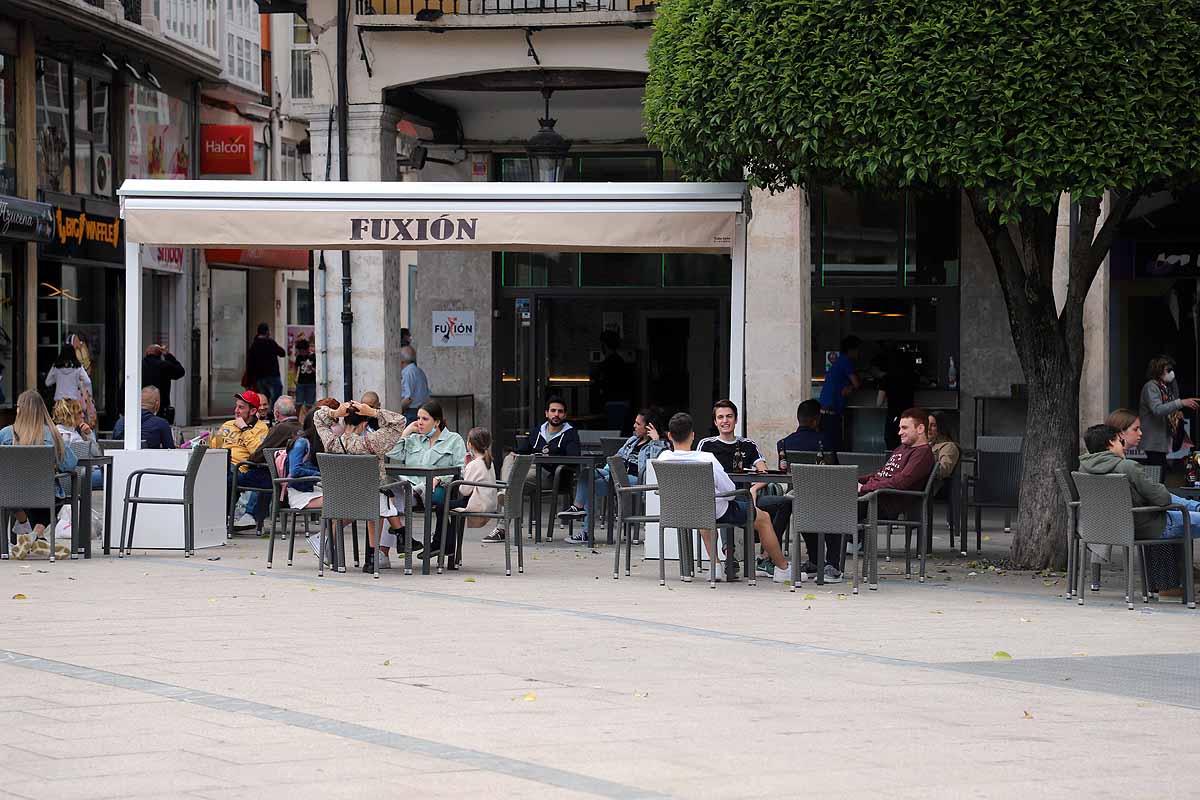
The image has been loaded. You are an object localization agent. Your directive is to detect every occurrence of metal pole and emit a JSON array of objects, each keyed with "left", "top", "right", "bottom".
[{"left": 337, "top": 0, "right": 354, "bottom": 402}]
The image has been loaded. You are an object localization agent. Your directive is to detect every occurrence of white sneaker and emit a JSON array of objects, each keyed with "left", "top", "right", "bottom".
[
  {"left": 773, "top": 562, "right": 796, "bottom": 584},
  {"left": 822, "top": 564, "right": 844, "bottom": 584},
  {"left": 565, "top": 531, "right": 588, "bottom": 545},
  {"left": 233, "top": 513, "right": 257, "bottom": 529},
  {"left": 376, "top": 552, "right": 393, "bottom": 570},
  {"left": 306, "top": 533, "right": 331, "bottom": 565}
]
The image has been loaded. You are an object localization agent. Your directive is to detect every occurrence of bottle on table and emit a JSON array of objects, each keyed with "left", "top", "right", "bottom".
[
  {"left": 815, "top": 442, "right": 827, "bottom": 466},
  {"left": 778, "top": 448, "right": 787, "bottom": 472},
  {"left": 733, "top": 445, "right": 744, "bottom": 471}
]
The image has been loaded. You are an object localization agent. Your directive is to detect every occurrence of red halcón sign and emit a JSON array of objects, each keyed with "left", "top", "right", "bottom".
[{"left": 200, "top": 124, "right": 254, "bottom": 175}]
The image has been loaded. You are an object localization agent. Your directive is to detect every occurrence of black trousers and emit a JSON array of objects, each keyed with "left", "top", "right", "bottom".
[{"left": 757, "top": 494, "right": 841, "bottom": 568}]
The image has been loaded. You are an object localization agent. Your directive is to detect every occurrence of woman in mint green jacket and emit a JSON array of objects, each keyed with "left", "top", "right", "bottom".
[{"left": 387, "top": 400, "right": 465, "bottom": 557}]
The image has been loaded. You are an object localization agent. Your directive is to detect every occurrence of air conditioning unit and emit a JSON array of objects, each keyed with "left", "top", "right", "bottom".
[{"left": 94, "top": 152, "right": 113, "bottom": 196}]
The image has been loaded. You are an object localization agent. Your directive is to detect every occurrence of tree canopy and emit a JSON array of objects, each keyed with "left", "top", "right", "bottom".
[{"left": 645, "top": 0, "right": 1200, "bottom": 221}]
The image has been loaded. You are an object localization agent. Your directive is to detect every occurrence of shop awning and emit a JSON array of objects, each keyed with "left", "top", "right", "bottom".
[{"left": 118, "top": 180, "right": 747, "bottom": 253}]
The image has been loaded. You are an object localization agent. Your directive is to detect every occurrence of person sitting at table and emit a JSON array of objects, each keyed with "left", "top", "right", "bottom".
[
  {"left": 510, "top": 395, "right": 584, "bottom": 542},
  {"left": 1079, "top": 421, "right": 1200, "bottom": 598},
  {"left": 248, "top": 395, "right": 302, "bottom": 467},
  {"left": 52, "top": 398, "right": 102, "bottom": 488},
  {"left": 767, "top": 399, "right": 843, "bottom": 580},
  {"left": 215, "top": 390, "right": 271, "bottom": 530},
  {"left": 555, "top": 407, "right": 670, "bottom": 545},
  {"left": 360, "top": 390, "right": 382, "bottom": 431},
  {"left": 313, "top": 398, "right": 409, "bottom": 573},
  {"left": 386, "top": 399, "right": 466, "bottom": 561},
  {"left": 649, "top": 412, "right": 793, "bottom": 583},
  {"left": 113, "top": 387, "right": 176, "bottom": 450},
  {"left": 1, "top": 390, "right": 77, "bottom": 560},
  {"left": 927, "top": 412, "right": 960, "bottom": 481},
  {"left": 454, "top": 428, "right": 500, "bottom": 546},
  {"left": 289, "top": 399, "right": 338, "bottom": 558},
  {"left": 858, "top": 408, "right": 936, "bottom": 532}
]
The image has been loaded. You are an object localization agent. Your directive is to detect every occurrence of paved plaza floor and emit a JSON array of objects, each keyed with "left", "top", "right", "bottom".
[{"left": 1, "top": 512, "right": 1197, "bottom": 799}]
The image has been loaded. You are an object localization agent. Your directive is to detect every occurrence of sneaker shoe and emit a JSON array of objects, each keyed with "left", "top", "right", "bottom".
[
  {"left": 565, "top": 530, "right": 588, "bottom": 545},
  {"left": 233, "top": 513, "right": 257, "bottom": 529},
  {"left": 362, "top": 554, "right": 375, "bottom": 574},
  {"left": 773, "top": 562, "right": 795, "bottom": 584},
  {"left": 376, "top": 552, "right": 392, "bottom": 570},
  {"left": 822, "top": 564, "right": 844, "bottom": 584},
  {"left": 557, "top": 505, "right": 586, "bottom": 519},
  {"left": 306, "top": 533, "right": 332, "bottom": 566},
  {"left": 714, "top": 560, "right": 740, "bottom": 581},
  {"left": 800, "top": 561, "right": 819, "bottom": 575},
  {"left": 755, "top": 557, "right": 774, "bottom": 578},
  {"left": 481, "top": 529, "right": 506, "bottom": 543}
]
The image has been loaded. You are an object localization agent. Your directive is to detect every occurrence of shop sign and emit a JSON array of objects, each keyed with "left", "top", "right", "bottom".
[
  {"left": 142, "top": 245, "right": 186, "bottom": 274},
  {"left": 43, "top": 207, "right": 123, "bottom": 263},
  {"left": 200, "top": 125, "right": 254, "bottom": 175},
  {"left": 0, "top": 195, "right": 54, "bottom": 243},
  {"left": 432, "top": 310, "right": 475, "bottom": 347}
]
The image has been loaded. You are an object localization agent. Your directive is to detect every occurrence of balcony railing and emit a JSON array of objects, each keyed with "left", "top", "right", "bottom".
[
  {"left": 83, "top": 0, "right": 143, "bottom": 24},
  {"left": 356, "top": 0, "right": 654, "bottom": 14}
]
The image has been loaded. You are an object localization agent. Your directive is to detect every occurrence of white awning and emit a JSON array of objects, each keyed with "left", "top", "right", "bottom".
[{"left": 118, "top": 180, "right": 748, "bottom": 253}]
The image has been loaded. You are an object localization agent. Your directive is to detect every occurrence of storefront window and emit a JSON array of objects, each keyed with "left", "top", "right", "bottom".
[
  {"left": 36, "top": 57, "right": 71, "bottom": 192},
  {"left": 73, "top": 75, "right": 92, "bottom": 196},
  {"left": 126, "top": 84, "right": 191, "bottom": 180},
  {"left": 0, "top": 53, "right": 15, "bottom": 195},
  {"left": 904, "top": 189, "right": 960, "bottom": 286},
  {"left": 664, "top": 253, "right": 731, "bottom": 287},
  {"left": 92, "top": 81, "right": 111, "bottom": 196}
]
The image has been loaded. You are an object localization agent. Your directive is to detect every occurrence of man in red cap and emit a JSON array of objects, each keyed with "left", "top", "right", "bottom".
[{"left": 217, "top": 390, "right": 271, "bottom": 529}]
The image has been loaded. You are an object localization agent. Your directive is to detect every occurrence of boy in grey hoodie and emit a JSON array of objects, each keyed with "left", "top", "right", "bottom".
[{"left": 1078, "top": 424, "right": 1200, "bottom": 541}]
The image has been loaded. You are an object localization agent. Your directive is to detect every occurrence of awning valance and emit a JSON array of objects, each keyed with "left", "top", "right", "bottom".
[{"left": 118, "top": 180, "right": 747, "bottom": 253}]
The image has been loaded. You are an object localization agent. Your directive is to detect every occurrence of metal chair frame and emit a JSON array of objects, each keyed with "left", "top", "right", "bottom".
[
  {"left": 0, "top": 446, "right": 78, "bottom": 563},
  {"left": 960, "top": 436, "right": 1023, "bottom": 554},
  {"left": 262, "top": 447, "right": 331, "bottom": 569},
  {"left": 447, "top": 454, "right": 532, "bottom": 576},
  {"left": 316, "top": 452, "right": 413, "bottom": 578},
  {"left": 118, "top": 445, "right": 208, "bottom": 558},
  {"left": 607, "top": 455, "right": 657, "bottom": 579}
]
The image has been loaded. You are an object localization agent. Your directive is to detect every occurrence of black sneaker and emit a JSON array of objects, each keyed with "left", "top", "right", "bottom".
[
  {"left": 557, "top": 505, "right": 586, "bottom": 519},
  {"left": 362, "top": 556, "right": 375, "bottom": 574},
  {"left": 800, "top": 561, "right": 819, "bottom": 574}
]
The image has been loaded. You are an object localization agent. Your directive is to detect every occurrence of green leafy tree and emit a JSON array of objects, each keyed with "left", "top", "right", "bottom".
[{"left": 645, "top": 0, "right": 1200, "bottom": 568}]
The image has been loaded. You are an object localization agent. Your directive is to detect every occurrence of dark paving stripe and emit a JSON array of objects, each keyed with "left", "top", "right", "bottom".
[
  {"left": 0, "top": 649, "right": 667, "bottom": 799},
  {"left": 940, "top": 652, "right": 1200, "bottom": 711}
]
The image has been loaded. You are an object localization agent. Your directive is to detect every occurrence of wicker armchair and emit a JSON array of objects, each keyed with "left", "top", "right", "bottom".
[
  {"left": 447, "top": 454, "right": 532, "bottom": 577},
  {"left": 607, "top": 455, "right": 657, "bottom": 580},
  {"left": 317, "top": 453, "right": 413, "bottom": 578},
  {"left": 652, "top": 459, "right": 754, "bottom": 588},
  {"left": 1072, "top": 471, "right": 1195, "bottom": 609},
  {"left": 790, "top": 464, "right": 864, "bottom": 592},
  {"left": 0, "top": 446, "right": 78, "bottom": 562},
  {"left": 859, "top": 462, "right": 939, "bottom": 585}
]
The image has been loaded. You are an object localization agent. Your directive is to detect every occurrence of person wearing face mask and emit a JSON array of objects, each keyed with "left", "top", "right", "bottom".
[{"left": 1138, "top": 356, "right": 1200, "bottom": 468}]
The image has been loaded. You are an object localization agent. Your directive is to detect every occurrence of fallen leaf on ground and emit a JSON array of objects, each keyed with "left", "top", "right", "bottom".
[
  {"left": 967, "top": 572, "right": 978, "bottom": 577},
  {"left": 1019, "top": 617, "right": 1031, "bottom": 623},
  {"left": 464, "top": 577, "right": 476, "bottom": 583},
  {"left": 803, "top": 594, "right": 817, "bottom": 600},
  {"left": 207, "top": 598, "right": 217, "bottom": 603},
  {"left": 930, "top": 610, "right": 944, "bottom": 615},
  {"left": 11, "top": 593, "right": 27, "bottom": 600},
  {"left": 249, "top": 570, "right": 256, "bottom": 575},
  {"left": 206, "top": 556, "right": 220, "bottom": 561},
  {"left": 982, "top": 535, "right": 992, "bottom": 541},
  {"left": 36, "top": 569, "right": 47, "bottom": 574},
  {"left": 836, "top": 594, "right": 847, "bottom": 600},
  {"left": 634, "top": 691, "right": 648, "bottom": 699},
  {"left": 993, "top": 651, "right": 1013, "bottom": 660},
  {"left": 309, "top": 588, "right": 318, "bottom": 592},
  {"left": 1071, "top": 651, "right": 1088, "bottom": 656},
  {"left": 298, "top": 549, "right": 309, "bottom": 554},
  {"left": 383, "top": 659, "right": 391, "bottom": 666},
  {"left": 518, "top": 691, "right": 537, "bottom": 702},
  {"left": 1022, "top": 710, "right": 1033, "bottom": 719}
]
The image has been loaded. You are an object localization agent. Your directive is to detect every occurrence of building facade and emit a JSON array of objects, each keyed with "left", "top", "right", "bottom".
[{"left": 300, "top": 0, "right": 1117, "bottom": 453}]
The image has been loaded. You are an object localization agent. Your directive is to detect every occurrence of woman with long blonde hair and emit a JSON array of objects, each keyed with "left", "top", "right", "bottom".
[
  {"left": 1, "top": 390, "right": 77, "bottom": 559},
  {"left": 52, "top": 397, "right": 102, "bottom": 487}
]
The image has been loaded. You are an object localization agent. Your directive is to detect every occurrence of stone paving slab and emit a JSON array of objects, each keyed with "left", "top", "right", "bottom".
[{"left": 0, "top": 512, "right": 1196, "bottom": 798}]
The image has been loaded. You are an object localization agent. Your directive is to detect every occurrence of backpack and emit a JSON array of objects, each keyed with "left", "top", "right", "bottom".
[{"left": 274, "top": 448, "right": 290, "bottom": 502}]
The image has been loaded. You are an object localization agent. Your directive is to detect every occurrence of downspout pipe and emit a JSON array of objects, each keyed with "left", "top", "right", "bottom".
[{"left": 336, "top": 0, "right": 353, "bottom": 401}]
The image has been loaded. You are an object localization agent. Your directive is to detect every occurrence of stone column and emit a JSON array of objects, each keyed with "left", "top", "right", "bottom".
[
  {"left": 743, "top": 188, "right": 810, "bottom": 457},
  {"left": 308, "top": 104, "right": 407, "bottom": 406}
]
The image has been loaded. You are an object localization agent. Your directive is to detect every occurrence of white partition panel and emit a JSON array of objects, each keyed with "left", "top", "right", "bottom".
[{"left": 109, "top": 449, "right": 229, "bottom": 550}]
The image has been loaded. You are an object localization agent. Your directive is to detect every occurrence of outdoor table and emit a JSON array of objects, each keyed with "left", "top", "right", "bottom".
[
  {"left": 533, "top": 453, "right": 610, "bottom": 546},
  {"left": 75, "top": 454, "right": 114, "bottom": 558},
  {"left": 385, "top": 463, "right": 462, "bottom": 575}
]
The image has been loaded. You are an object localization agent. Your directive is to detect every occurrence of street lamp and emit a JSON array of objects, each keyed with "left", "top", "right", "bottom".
[{"left": 525, "top": 87, "right": 570, "bottom": 182}]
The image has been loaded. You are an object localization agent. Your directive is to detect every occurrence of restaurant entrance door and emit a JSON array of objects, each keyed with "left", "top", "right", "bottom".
[{"left": 494, "top": 290, "right": 730, "bottom": 452}]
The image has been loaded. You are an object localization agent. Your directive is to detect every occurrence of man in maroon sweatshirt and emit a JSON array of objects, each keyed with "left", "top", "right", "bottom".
[{"left": 859, "top": 407, "right": 936, "bottom": 518}]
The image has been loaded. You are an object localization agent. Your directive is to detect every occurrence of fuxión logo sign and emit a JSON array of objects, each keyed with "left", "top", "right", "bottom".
[{"left": 350, "top": 217, "right": 479, "bottom": 242}]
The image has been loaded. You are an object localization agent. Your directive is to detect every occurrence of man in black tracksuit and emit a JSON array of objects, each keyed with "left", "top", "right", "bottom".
[{"left": 515, "top": 395, "right": 585, "bottom": 543}]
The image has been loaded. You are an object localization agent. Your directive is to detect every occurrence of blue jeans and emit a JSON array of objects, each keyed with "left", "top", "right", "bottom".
[
  {"left": 1163, "top": 494, "right": 1200, "bottom": 539},
  {"left": 236, "top": 466, "right": 272, "bottom": 523},
  {"left": 574, "top": 466, "right": 641, "bottom": 528}
]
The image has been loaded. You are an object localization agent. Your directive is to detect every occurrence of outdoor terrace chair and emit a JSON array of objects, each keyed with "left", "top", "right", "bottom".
[
  {"left": 859, "top": 461, "right": 939, "bottom": 584},
  {"left": 1071, "top": 471, "right": 1195, "bottom": 609},
  {"left": 608, "top": 455, "right": 657, "bottom": 579},
  {"left": 579, "top": 430, "right": 620, "bottom": 451},
  {"left": 600, "top": 437, "right": 627, "bottom": 457},
  {"left": 652, "top": 459, "right": 754, "bottom": 588},
  {"left": 97, "top": 438, "right": 124, "bottom": 451},
  {"left": 0, "top": 446, "right": 78, "bottom": 563},
  {"left": 262, "top": 447, "right": 330, "bottom": 570},
  {"left": 785, "top": 450, "right": 837, "bottom": 467},
  {"left": 961, "top": 436, "right": 1023, "bottom": 553},
  {"left": 447, "top": 454, "right": 532, "bottom": 576},
  {"left": 118, "top": 444, "right": 208, "bottom": 558},
  {"left": 227, "top": 458, "right": 275, "bottom": 537},
  {"left": 836, "top": 451, "right": 890, "bottom": 561},
  {"left": 790, "top": 464, "right": 866, "bottom": 592},
  {"left": 317, "top": 453, "right": 413, "bottom": 578}
]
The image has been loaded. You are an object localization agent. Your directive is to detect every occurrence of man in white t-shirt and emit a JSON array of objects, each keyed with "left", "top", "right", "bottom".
[{"left": 654, "top": 412, "right": 793, "bottom": 583}]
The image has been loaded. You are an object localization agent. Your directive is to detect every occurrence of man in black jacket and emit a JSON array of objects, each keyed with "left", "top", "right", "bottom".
[
  {"left": 142, "top": 344, "right": 185, "bottom": 424},
  {"left": 246, "top": 323, "right": 286, "bottom": 405},
  {"left": 514, "top": 396, "right": 585, "bottom": 543}
]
